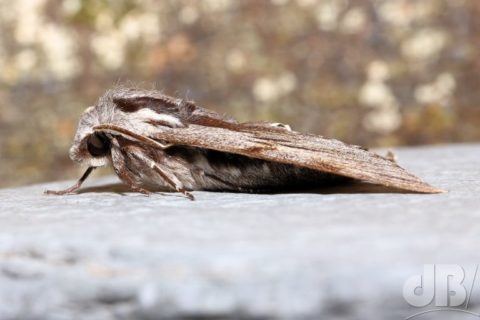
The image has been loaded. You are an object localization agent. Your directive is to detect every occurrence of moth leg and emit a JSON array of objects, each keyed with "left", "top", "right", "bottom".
[
  {"left": 110, "top": 137, "right": 151, "bottom": 195},
  {"left": 44, "top": 167, "right": 95, "bottom": 195},
  {"left": 129, "top": 151, "right": 195, "bottom": 201},
  {"left": 114, "top": 164, "right": 151, "bottom": 196}
]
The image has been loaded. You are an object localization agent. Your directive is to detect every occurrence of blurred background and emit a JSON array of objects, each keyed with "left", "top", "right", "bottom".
[{"left": 0, "top": 0, "right": 479, "bottom": 188}]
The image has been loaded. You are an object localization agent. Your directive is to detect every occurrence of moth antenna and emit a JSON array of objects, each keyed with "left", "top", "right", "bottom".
[
  {"left": 114, "top": 78, "right": 123, "bottom": 87},
  {"left": 184, "top": 88, "right": 191, "bottom": 102},
  {"left": 44, "top": 167, "right": 95, "bottom": 195},
  {"left": 93, "top": 124, "right": 172, "bottom": 149}
]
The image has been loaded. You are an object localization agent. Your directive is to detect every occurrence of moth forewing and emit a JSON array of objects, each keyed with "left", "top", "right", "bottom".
[{"left": 148, "top": 124, "right": 445, "bottom": 194}]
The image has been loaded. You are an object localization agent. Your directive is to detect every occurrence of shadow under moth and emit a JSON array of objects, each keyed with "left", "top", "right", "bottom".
[{"left": 46, "top": 87, "right": 445, "bottom": 200}]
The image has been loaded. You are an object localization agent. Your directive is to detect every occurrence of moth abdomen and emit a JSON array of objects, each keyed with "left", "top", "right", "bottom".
[{"left": 162, "top": 146, "right": 348, "bottom": 192}]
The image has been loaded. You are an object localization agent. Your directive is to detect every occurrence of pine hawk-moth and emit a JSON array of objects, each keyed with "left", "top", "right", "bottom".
[{"left": 45, "top": 87, "right": 445, "bottom": 200}]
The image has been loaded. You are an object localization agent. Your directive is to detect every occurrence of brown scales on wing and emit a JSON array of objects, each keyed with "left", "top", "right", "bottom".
[{"left": 148, "top": 124, "right": 445, "bottom": 194}]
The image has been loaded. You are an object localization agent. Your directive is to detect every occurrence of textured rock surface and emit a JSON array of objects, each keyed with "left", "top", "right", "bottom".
[{"left": 0, "top": 144, "right": 478, "bottom": 320}]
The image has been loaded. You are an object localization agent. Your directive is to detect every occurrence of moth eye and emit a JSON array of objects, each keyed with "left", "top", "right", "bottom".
[{"left": 87, "top": 133, "right": 110, "bottom": 157}]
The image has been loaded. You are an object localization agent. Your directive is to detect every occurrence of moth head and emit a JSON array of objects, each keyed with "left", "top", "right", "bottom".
[
  {"left": 69, "top": 106, "right": 112, "bottom": 167},
  {"left": 68, "top": 87, "right": 187, "bottom": 167}
]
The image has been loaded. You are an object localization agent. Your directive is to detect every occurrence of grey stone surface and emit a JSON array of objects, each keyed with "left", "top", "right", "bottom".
[{"left": 0, "top": 144, "right": 479, "bottom": 320}]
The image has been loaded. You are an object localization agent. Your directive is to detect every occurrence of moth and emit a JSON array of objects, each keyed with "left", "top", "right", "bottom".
[{"left": 46, "top": 87, "right": 445, "bottom": 200}]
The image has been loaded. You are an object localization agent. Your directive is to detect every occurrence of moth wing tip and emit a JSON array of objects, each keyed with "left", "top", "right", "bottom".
[
  {"left": 418, "top": 185, "right": 448, "bottom": 194},
  {"left": 433, "top": 187, "right": 448, "bottom": 194}
]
